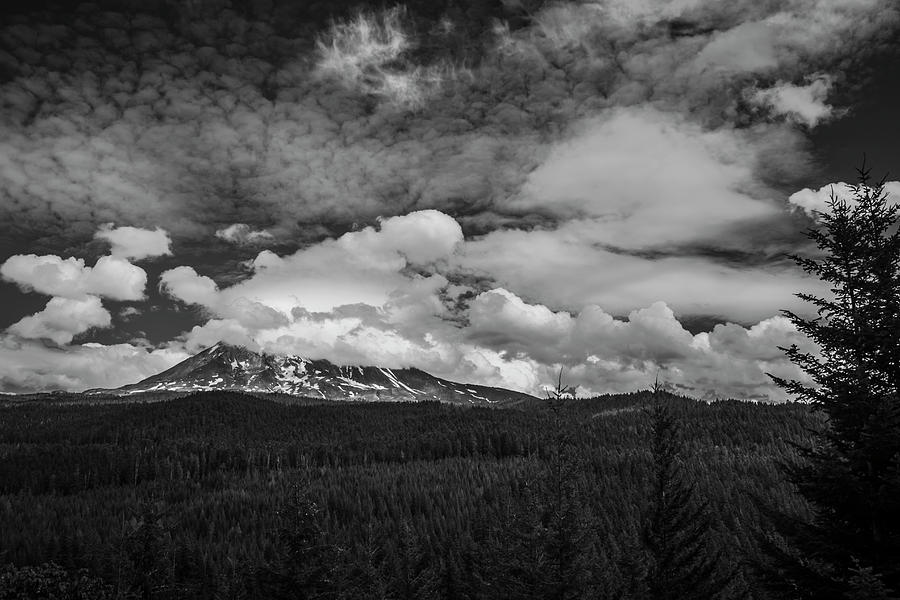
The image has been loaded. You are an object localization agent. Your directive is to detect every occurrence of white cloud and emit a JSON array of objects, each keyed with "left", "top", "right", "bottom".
[
  {"left": 182, "top": 319, "right": 261, "bottom": 353},
  {"left": 788, "top": 181, "right": 900, "bottom": 216},
  {"left": 0, "top": 254, "right": 147, "bottom": 301},
  {"left": 315, "top": 7, "right": 447, "bottom": 107},
  {"left": 749, "top": 75, "right": 835, "bottom": 127},
  {"left": 468, "top": 288, "right": 573, "bottom": 356},
  {"left": 163, "top": 210, "right": 463, "bottom": 316},
  {"left": 458, "top": 221, "right": 822, "bottom": 323},
  {"left": 215, "top": 224, "right": 275, "bottom": 245},
  {"left": 159, "top": 266, "right": 290, "bottom": 329},
  {"left": 147, "top": 208, "right": 822, "bottom": 401},
  {"left": 338, "top": 210, "right": 465, "bottom": 266},
  {"left": 506, "top": 107, "right": 780, "bottom": 250},
  {"left": 0, "top": 338, "right": 188, "bottom": 393},
  {"left": 462, "top": 289, "right": 815, "bottom": 401},
  {"left": 159, "top": 266, "right": 218, "bottom": 306},
  {"left": 7, "top": 296, "right": 111, "bottom": 345},
  {"left": 95, "top": 224, "right": 172, "bottom": 260}
]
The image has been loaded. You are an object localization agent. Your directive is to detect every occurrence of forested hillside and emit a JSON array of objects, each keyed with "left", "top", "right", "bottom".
[{"left": 0, "top": 392, "right": 818, "bottom": 599}]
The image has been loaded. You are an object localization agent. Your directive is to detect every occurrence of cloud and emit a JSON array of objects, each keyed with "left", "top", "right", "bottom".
[
  {"left": 2, "top": 0, "right": 894, "bottom": 260},
  {"left": 1, "top": 0, "right": 897, "bottom": 399},
  {"left": 0, "top": 0, "right": 895, "bottom": 255},
  {"left": 215, "top": 224, "right": 275, "bottom": 246},
  {"left": 788, "top": 181, "right": 900, "bottom": 216},
  {"left": 458, "top": 221, "right": 823, "bottom": 323},
  {"left": 0, "top": 338, "right": 188, "bottom": 393},
  {"left": 159, "top": 266, "right": 290, "bottom": 329},
  {"left": 95, "top": 224, "right": 172, "bottom": 260},
  {"left": 749, "top": 75, "right": 836, "bottom": 127},
  {"left": 505, "top": 107, "right": 781, "bottom": 250},
  {"left": 181, "top": 319, "right": 261, "bottom": 353},
  {"left": 1, "top": 254, "right": 146, "bottom": 301},
  {"left": 159, "top": 266, "right": 218, "bottom": 306},
  {"left": 163, "top": 210, "right": 463, "bottom": 317},
  {"left": 464, "top": 288, "right": 814, "bottom": 400},
  {"left": 468, "top": 288, "right": 572, "bottom": 356},
  {"left": 7, "top": 296, "right": 111, "bottom": 345},
  {"left": 151, "top": 208, "right": 816, "bottom": 400},
  {"left": 314, "top": 7, "right": 448, "bottom": 107}
]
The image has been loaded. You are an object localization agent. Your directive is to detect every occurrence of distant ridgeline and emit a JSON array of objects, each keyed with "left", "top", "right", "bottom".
[
  {"left": 0, "top": 391, "right": 816, "bottom": 599},
  {"left": 83, "top": 342, "right": 538, "bottom": 407}
]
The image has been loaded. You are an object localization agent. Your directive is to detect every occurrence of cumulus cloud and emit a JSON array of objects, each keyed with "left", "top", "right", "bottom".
[
  {"left": 749, "top": 75, "right": 836, "bottom": 127},
  {"left": 464, "top": 288, "right": 814, "bottom": 400},
  {"left": 458, "top": 221, "right": 823, "bottom": 323},
  {"left": 95, "top": 224, "right": 171, "bottom": 260},
  {"left": 150, "top": 209, "right": 815, "bottom": 400},
  {"left": 505, "top": 107, "right": 780, "bottom": 249},
  {"left": 1, "top": 254, "right": 146, "bottom": 301},
  {"left": 0, "top": 337, "right": 188, "bottom": 393},
  {"left": 215, "top": 224, "right": 275, "bottom": 246},
  {"left": 159, "top": 266, "right": 219, "bottom": 307},
  {"left": 7, "top": 296, "right": 112, "bottom": 345},
  {"left": 788, "top": 181, "right": 900, "bottom": 216},
  {"left": 163, "top": 210, "right": 463, "bottom": 317}
]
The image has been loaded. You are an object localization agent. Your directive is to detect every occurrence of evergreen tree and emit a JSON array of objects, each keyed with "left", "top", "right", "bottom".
[
  {"left": 503, "top": 372, "right": 592, "bottom": 600},
  {"left": 388, "top": 520, "right": 438, "bottom": 600},
  {"left": 542, "top": 385, "right": 593, "bottom": 600},
  {"left": 341, "top": 525, "right": 389, "bottom": 600},
  {"left": 124, "top": 503, "right": 174, "bottom": 600},
  {"left": 630, "top": 384, "right": 731, "bottom": 600},
  {"left": 768, "top": 165, "right": 900, "bottom": 598},
  {"left": 255, "top": 486, "right": 340, "bottom": 600},
  {"left": 0, "top": 563, "right": 114, "bottom": 600}
]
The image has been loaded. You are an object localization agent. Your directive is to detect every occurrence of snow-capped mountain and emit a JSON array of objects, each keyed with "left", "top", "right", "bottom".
[{"left": 103, "top": 342, "right": 536, "bottom": 406}]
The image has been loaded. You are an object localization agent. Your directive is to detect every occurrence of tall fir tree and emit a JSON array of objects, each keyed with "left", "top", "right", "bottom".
[
  {"left": 480, "top": 372, "right": 592, "bottom": 600},
  {"left": 254, "top": 485, "right": 341, "bottom": 600},
  {"left": 628, "top": 383, "right": 732, "bottom": 600},
  {"left": 768, "top": 165, "right": 900, "bottom": 598}
]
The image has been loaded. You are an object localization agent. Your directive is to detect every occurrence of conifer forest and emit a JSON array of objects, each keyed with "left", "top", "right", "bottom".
[{"left": 0, "top": 390, "right": 817, "bottom": 599}]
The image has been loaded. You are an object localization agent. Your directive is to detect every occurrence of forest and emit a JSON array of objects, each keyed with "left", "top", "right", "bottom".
[{"left": 0, "top": 390, "right": 816, "bottom": 599}]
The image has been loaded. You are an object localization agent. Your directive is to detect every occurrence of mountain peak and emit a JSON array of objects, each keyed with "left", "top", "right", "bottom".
[
  {"left": 203, "top": 341, "right": 259, "bottom": 355},
  {"left": 107, "top": 345, "right": 535, "bottom": 407}
]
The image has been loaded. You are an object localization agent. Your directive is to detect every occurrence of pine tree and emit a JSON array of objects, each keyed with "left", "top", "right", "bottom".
[
  {"left": 629, "top": 384, "right": 731, "bottom": 600},
  {"left": 767, "top": 165, "right": 900, "bottom": 597},
  {"left": 388, "top": 520, "right": 438, "bottom": 600},
  {"left": 478, "top": 372, "right": 592, "bottom": 600},
  {"left": 341, "top": 524, "right": 389, "bottom": 600},
  {"left": 538, "top": 371, "right": 592, "bottom": 600},
  {"left": 124, "top": 503, "right": 173, "bottom": 600},
  {"left": 255, "top": 486, "right": 340, "bottom": 600}
]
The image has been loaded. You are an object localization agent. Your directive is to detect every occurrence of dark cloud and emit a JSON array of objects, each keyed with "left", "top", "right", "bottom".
[{"left": 7, "top": 0, "right": 893, "bottom": 255}]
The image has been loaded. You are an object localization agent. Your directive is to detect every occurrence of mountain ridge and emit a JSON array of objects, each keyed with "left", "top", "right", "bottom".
[{"left": 93, "top": 342, "right": 537, "bottom": 407}]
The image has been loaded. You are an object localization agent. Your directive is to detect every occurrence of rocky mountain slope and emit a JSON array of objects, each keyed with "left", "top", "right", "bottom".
[{"left": 99, "top": 342, "right": 536, "bottom": 407}]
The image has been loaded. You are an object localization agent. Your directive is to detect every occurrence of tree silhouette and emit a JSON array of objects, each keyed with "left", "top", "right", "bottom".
[{"left": 768, "top": 164, "right": 900, "bottom": 598}]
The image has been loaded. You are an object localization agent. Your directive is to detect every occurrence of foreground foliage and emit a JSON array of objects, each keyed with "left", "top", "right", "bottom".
[
  {"left": 769, "top": 168, "right": 900, "bottom": 598},
  {"left": 0, "top": 391, "right": 816, "bottom": 598}
]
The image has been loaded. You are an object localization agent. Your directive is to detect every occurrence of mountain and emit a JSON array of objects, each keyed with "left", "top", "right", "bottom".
[{"left": 99, "top": 343, "right": 537, "bottom": 407}]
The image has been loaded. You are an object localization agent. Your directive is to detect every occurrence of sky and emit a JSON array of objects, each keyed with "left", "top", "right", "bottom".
[{"left": 1, "top": 0, "right": 898, "bottom": 400}]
